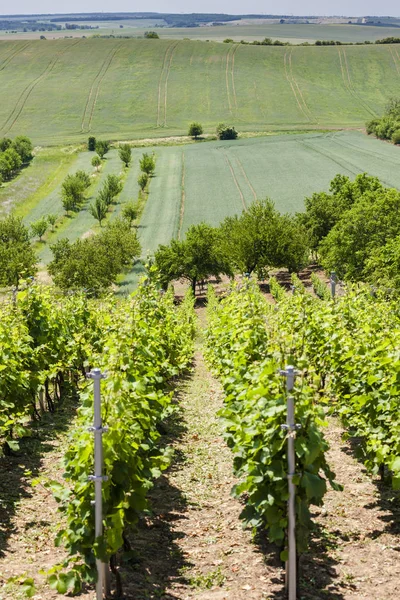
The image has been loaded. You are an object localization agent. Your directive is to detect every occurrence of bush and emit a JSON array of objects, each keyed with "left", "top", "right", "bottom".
[
  {"left": 216, "top": 123, "right": 238, "bottom": 140},
  {"left": 366, "top": 118, "right": 380, "bottom": 135},
  {"left": 392, "top": 130, "right": 400, "bottom": 145},
  {"left": 88, "top": 136, "right": 96, "bottom": 151},
  {"left": 145, "top": 31, "right": 159, "bottom": 39}
]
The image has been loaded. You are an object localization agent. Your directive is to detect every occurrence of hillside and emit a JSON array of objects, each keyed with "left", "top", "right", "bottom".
[{"left": 0, "top": 38, "right": 400, "bottom": 144}]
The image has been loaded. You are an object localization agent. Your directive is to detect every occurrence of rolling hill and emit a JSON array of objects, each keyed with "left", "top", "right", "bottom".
[{"left": 0, "top": 38, "right": 399, "bottom": 145}]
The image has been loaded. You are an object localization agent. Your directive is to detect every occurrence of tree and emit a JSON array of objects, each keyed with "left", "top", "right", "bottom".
[
  {"left": 145, "top": 31, "right": 159, "bottom": 38},
  {"left": 30, "top": 217, "right": 48, "bottom": 241},
  {"left": 89, "top": 197, "right": 108, "bottom": 227},
  {"left": 95, "top": 140, "right": 110, "bottom": 159},
  {"left": 119, "top": 144, "right": 132, "bottom": 167},
  {"left": 188, "top": 122, "right": 203, "bottom": 139},
  {"left": 97, "top": 185, "right": 113, "bottom": 208},
  {"left": 88, "top": 136, "right": 96, "bottom": 151},
  {"left": 49, "top": 219, "right": 141, "bottom": 294},
  {"left": 122, "top": 202, "right": 138, "bottom": 227},
  {"left": 216, "top": 123, "right": 238, "bottom": 140},
  {"left": 61, "top": 173, "right": 89, "bottom": 214},
  {"left": 47, "top": 214, "right": 57, "bottom": 231},
  {"left": 138, "top": 172, "right": 149, "bottom": 191},
  {"left": 0, "top": 215, "right": 36, "bottom": 287},
  {"left": 139, "top": 153, "right": 156, "bottom": 175},
  {"left": 154, "top": 223, "right": 232, "bottom": 294},
  {"left": 91, "top": 155, "right": 101, "bottom": 171},
  {"left": 104, "top": 174, "right": 122, "bottom": 201},
  {"left": 0, "top": 138, "right": 12, "bottom": 152},
  {"left": 11, "top": 136, "right": 33, "bottom": 163}
]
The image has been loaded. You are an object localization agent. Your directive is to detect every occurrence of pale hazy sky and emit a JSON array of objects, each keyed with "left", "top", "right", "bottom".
[{"left": 1, "top": 1, "right": 399, "bottom": 17}]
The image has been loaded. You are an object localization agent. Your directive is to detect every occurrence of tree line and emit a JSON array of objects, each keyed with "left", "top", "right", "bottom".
[
  {"left": 0, "top": 136, "right": 33, "bottom": 185},
  {"left": 366, "top": 98, "right": 400, "bottom": 145}
]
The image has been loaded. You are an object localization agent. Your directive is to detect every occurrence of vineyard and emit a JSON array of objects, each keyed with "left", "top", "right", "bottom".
[{"left": 1, "top": 273, "right": 400, "bottom": 598}]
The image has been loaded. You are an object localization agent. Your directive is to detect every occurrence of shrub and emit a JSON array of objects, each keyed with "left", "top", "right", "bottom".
[
  {"left": 216, "top": 123, "right": 238, "bottom": 140},
  {"left": 392, "top": 130, "right": 400, "bottom": 145},
  {"left": 188, "top": 122, "right": 203, "bottom": 139}
]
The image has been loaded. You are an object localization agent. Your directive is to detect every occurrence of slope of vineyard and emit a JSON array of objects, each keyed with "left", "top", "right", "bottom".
[{"left": 0, "top": 39, "right": 399, "bottom": 144}]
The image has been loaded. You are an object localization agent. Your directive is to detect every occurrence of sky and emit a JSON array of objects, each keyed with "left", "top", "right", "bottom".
[{"left": 1, "top": 1, "right": 399, "bottom": 17}]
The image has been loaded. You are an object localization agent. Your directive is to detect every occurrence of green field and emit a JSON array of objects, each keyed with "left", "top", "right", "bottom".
[
  {"left": 2, "top": 130, "right": 400, "bottom": 290},
  {"left": 0, "top": 39, "right": 400, "bottom": 144}
]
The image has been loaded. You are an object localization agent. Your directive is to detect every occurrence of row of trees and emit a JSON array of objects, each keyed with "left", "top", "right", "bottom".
[
  {"left": 154, "top": 199, "right": 308, "bottom": 293},
  {"left": 366, "top": 98, "right": 400, "bottom": 144},
  {"left": 188, "top": 122, "right": 238, "bottom": 140},
  {"left": 0, "top": 136, "right": 33, "bottom": 184}
]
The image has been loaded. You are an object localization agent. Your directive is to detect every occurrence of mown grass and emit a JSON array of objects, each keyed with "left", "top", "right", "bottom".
[{"left": 0, "top": 39, "right": 400, "bottom": 145}]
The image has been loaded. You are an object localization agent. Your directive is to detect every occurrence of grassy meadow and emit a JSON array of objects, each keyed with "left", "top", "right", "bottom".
[{"left": 0, "top": 39, "right": 400, "bottom": 144}]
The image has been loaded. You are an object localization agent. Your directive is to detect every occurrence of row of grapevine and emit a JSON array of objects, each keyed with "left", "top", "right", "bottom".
[
  {"left": 0, "top": 279, "right": 196, "bottom": 595},
  {"left": 204, "top": 281, "right": 340, "bottom": 558}
]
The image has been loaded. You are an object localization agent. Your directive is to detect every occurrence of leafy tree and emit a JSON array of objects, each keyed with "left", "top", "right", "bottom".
[
  {"left": 216, "top": 123, "right": 238, "bottom": 140},
  {"left": 122, "top": 202, "right": 138, "bottom": 227},
  {"left": 139, "top": 153, "right": 156, "bottom": 175},
  {"left": 0, "top": 215, "right": 36, "bottom": 287},
  {"left": 75, "top": 170, "right": 91, "bottom": 189},
  {"left": 30, "top": 217, "right": 48, "bottom": 241},
  {"left": 138, "top": 172, "right": 149, "bottom": 191},
  {"left": 145, "top": 31, "right": 159, "bottom": 38},
  {"left": 97, "top": 185, "right": 113, "bottom": 208},
  {"left": 95, "top": 140, "right": 110, "bottom": 159},
  {"left": 366, "top": 98, "right": 400, "bottom": 143},
  {"left": 188, "top": 122, "right": 203, "bottom": 139},
  {"left": 61, "top": 173, "right": 89, "bottom": 214},
  {"left": 89, "top": 196, "right": 108, "bottom": 227},
  {"left": 49, "top": 219, "right": 141, "bottom": 294},
  {"left": 11, "top": 136, "right": 33, "bottom": 162},
  {"left": 88, "top": 136, "right": 96, "bottom": 151},
  {"left": 47, "top": 213, "right": 57, "bottom": 231},
  {"left": 319, "top": 187, "right": 400, "bottom": 280},
  {"left": 119, "top": 144, "right": 132, "bottom": 167},
  {"left": 105, "top": 174, "right": 122, "bottom": 200},
  {"left": 154, "top": 223, "right": 232, "bottom": 293},
  {"left": 91, "top": 155, "right": 101, "bottom": 171}
]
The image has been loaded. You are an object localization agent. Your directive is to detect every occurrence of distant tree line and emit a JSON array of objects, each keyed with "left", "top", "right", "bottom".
[{"left": 223, "top": 36, "right": 400, "bottom": 46}]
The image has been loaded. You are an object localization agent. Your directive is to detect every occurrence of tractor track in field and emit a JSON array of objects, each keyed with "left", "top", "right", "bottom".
[
  {"left": 283, "top": 50, "right": 311, "bottom": 122},
  {"left": 224, "top": 44, "right": 236, "bottom": 113},
  {"left": 231, "top": 44, "right": 239, "bottom": 111},
  {"left": 163, "top": 41, "right": 179, "bottom": 128},
  {"left": 298, "top": 138, "right": 360, "bottom": 177},
  {"left": 0, "top": 42, "right": 30, "bottom": 72},
  {"left": 224, "top": 152, "right": 247, "bottom": 211},
  {"left": 0, "top": 40, "right": 82, "bottom": 136},
  {"left": 330, "top": 131, "right": 400, "bottom": 167},
  {"left": 288, "top": 49, "right": 316, "bottom": 123},
  {"left": 81, "top": 44, "right": 120, "bottom": 133},
  {"left": 388, "top": 46, "right": 400, "bottom": 77},
  {"left": 156, "top": 41, "right": 179, "bottom": 128},
  {"left": 235, "top": 156, "right": 257, "bottom": 201},
  {"left": 178, "top": 151, "right": 185, "bottom": 240},
  {"left": 339, "top": 47, "right": 377, "bottom": 119}
]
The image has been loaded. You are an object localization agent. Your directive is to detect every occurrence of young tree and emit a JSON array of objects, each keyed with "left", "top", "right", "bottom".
[
  {"left": 89, "top": 197, "right": 108, "bottom": 227},
  {"left": 122, "top": 201, "right": 138, "bottom": 227},
  {"left": 47, "top": 213, "right": 57, "bottom": 231},
  {"left": 105, "top": 174, "right": 122, "bottom": 200},
  {"left": 154, "top": 223, "right": 232, "bottom": 294},
  {"left": 91, "top": 155, "right": 101, "bottom": 171},
  {"left": 97, "top": 185, "right": 113, "bottom": 208},
  {"left": 95, "top": 140, "right": 110, "bottom": 159},
  {"left": 188, "top": 122, "right": 203, "bottom": 139},
  {"left": 31, "top": 217, "right": 48, "bottom": 241},
  {"left": 119, "top": 143, "right": 132, "bottom": 167},
  {"left": 88, "top": 136, "right": 96, "bottom": 151},
  {"left": 139, "top": 152, "right": 156, "bottom": 175},
  {"left": 61, "top": 173, "right": 88, "bottom": 214},
  {"left": 0, "top": 215, "right": 36, "bottom": 287},
  {"left": 138, "top": 172, "right": 149, "bottom": 191}
]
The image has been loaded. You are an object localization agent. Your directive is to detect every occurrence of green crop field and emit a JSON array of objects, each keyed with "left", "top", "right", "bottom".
[
  {"left": 2, "top": 130, "right": 400, "bottom": 291},
  {"left": 0, "top": 38, "right": 400, "bottom": 145}
]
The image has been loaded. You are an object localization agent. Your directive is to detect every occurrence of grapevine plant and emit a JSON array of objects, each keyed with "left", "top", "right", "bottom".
[{"left": 204, "top": 282, "right": 341, "bottom": 557}]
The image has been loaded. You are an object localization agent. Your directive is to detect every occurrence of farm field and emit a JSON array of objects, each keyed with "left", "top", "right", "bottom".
[
  {"left": 0, "top": 39, "right": 400, "bottom": 144},
  {"left": 2, "top": 130, "right": 400, "bottom": 290}
]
